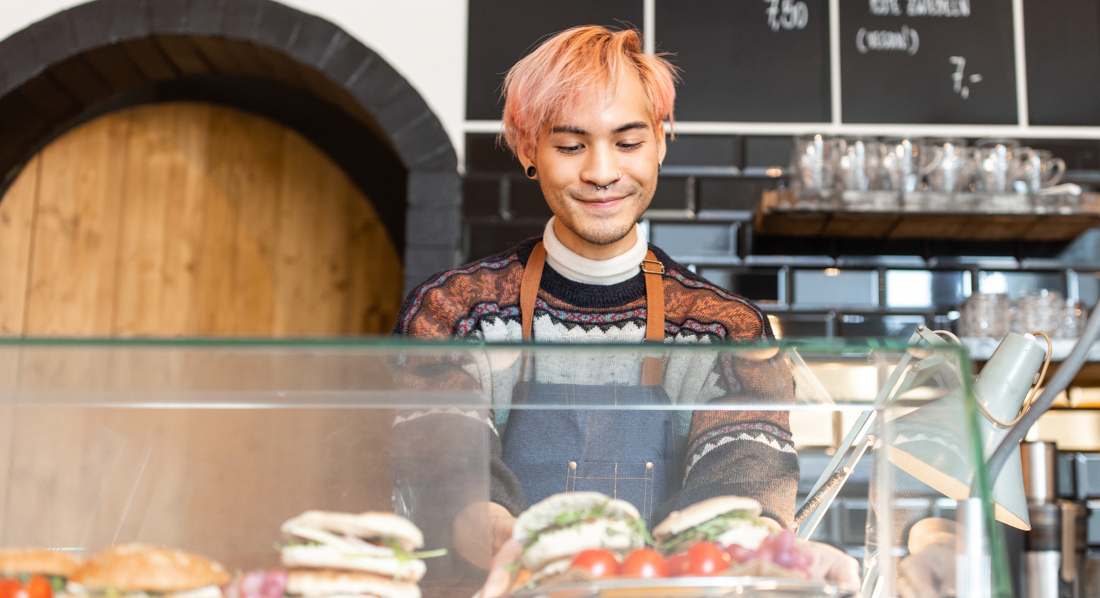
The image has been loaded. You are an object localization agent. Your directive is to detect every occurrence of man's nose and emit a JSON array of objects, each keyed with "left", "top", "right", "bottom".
[{"left": 580, "top": 144, "right": 621, "bottom": 189}]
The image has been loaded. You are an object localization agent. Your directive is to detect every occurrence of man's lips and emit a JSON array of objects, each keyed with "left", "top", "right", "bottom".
[{"left": 573, "top": 195, "right": 628, "bottom": 210}]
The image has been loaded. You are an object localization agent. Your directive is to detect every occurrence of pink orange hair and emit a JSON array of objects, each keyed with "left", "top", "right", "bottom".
[{"left": 499, "top": 26, "right": 677, "bottom": 156}]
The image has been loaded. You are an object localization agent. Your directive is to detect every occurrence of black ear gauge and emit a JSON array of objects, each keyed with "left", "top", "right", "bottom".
[
  {"left": 658, "top": 163, "right": 663, "bottom": 173},
  {"left": 526, "top": 165, "right": 537, "bottom": 178}
]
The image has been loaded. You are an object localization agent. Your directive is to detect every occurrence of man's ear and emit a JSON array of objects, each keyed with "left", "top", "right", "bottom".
[
  {"left": 517, "top": 140, "right": 537, "bottom": 175},
  {"left": 655, "top": 121, "right": 668, "bottom": 165}
]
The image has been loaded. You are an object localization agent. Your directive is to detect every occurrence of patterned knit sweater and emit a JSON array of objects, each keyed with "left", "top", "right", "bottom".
[{"left": 392, "top": 237, "right": 799, "bottom": 527}]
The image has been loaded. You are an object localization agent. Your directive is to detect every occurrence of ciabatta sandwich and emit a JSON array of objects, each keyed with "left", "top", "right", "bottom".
[
  {"left": 68, "top": 544, "right": 229, "bottom": 598},
  {"left": 513, "top": 492, "right": 644, "bottom": 578},
  {"left": 280, "top": 511, "right": 428, "bottom": 582},
  {"left": 0, "top": 548, "right": 80, "bottom": 593},
  {"left": 653, "top": 496, "right": 773, "bottom": 554}
]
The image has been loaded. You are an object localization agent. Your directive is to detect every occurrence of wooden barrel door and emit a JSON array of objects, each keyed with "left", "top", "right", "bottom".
[{"left": 0, "top": 101, "right": 404, "bottom": 337}]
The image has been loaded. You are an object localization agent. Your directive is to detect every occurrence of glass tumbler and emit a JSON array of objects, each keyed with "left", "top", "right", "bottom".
[
  {"left": 922, "top": 138, "right": 980, "bottom": 193},
  {"left": 835, "top": 138, "right": 886, "bottom": 192},
  {"left": 974, "top": 138, "right": 1024, "bottom": 194},
  {"left": 1012, "top": 289, "right": 1064, "bottom": 335},
  {"left": 958, "top": 293, "right": 1013, "bottom": 338},
  {"left": 881, "top": 137, "right": 936, "bottom": 192},
  {"left": 791, "top": 134, "right": 842, "bottom": 193}
]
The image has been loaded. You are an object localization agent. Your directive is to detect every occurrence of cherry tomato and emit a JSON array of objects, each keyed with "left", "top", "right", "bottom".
[
  {"left": 620, "top": 549, "right": 669, "bottom": 578},
  {"left": 0, "top": 579, "right": 19, "bottom": 598},
  {"left": 666, "top": 553, "right": 690, "bottom": 577},
  {"left": 26, "top": 576, "right": 51, "bottom": 598},
  {"left": 569, "top": 549, "right": 620, "bottom": 579},
  {"left": 686, "top": 542, "right": 730, "bottom": 576}
]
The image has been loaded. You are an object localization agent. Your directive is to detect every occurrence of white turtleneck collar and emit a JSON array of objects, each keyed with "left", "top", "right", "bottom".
[{"left": 542, "top": 217, "right": 648, "bottom": 286}]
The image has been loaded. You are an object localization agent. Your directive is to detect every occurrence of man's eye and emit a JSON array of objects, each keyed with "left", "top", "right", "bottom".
[
  {"left": 556, "top": 145, "right": 582, "bottom": 153},
  {"left": 619, "top": 142, "right": 642, "bottom": 150}
]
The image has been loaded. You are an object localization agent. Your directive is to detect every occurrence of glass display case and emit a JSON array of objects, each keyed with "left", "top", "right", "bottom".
[{"left": 0, "top": 336, "right": 1009, "bottom": 598}]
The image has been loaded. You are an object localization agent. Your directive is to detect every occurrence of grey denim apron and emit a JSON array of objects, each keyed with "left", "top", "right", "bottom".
[{"left": 500, "top": 241, "right": 675, "bottom": 524}]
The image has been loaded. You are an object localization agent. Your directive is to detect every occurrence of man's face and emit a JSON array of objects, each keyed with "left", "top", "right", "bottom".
[{"left": 521, "top": 73, "right": 666, "bottom": 254}]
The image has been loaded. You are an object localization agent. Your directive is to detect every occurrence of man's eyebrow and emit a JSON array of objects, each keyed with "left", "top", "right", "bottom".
[
  {"left": 550, "top": 125, "right": 587, "bottom": 135},
  {"left": 613, "top": 121, "right": 649, "bottom": 134}
]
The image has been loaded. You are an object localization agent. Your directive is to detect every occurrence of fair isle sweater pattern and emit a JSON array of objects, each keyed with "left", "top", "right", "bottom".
[{"left": 392, "top": 237, "right": 799, "bottom": 527}]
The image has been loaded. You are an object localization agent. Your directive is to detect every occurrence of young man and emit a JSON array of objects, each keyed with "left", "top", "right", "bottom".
[{"left": 393, "top": 26, "right": 857, "bottom": 592}]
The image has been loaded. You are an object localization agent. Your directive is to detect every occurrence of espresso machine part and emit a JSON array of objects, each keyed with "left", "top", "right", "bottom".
[
  {"left": 1024, "top": 442, "right": 1059, "bottom": 504},
  {"left": 1021, "top": 442, "right": 1089, "bottom": 598}
]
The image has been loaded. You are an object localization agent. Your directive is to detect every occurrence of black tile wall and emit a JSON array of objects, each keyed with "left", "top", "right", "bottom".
[
  {"left": 770, "top": 314, "right": 830, "bottom": 337},
  {"left": 650, "top": 222, "right": 736, "bottom": 258},
  {"left": 744, "top": 136, "right": 795, "bottom": 168},
  {"left": 884, "top": 270, "right": 972, "bottom": 310},
  {"left": 977, "top": 271, "right": 1067, "bottom": 300},
  {"left": 664, "top": 134, "right": 740, "bottom": 167},
  {"left": 461, "top": 177, "right": 500, "bottom": 217},
  {"left": 650, "top": 176, "right": 689, "bottom": 211},
  {"left": 697, "top": 178, "right": 777, "bottom": 212},
  {"left": 466, "top": 133, "right": 519, "bottom": 172},
  {"left": 697, "top": 268, "right": 780, "bottom": 302},
  {"left": 510, "top": 178, "right": 554, "bottom": 219},
  {"left": 467, "top": 222, "right": 545, "bottom": 260},
  {"left": 839, "top": 314, "right": 925, "bottom": 338}
]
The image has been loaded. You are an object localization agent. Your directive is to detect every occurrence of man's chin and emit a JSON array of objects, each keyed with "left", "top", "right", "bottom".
[{"left": 569, "top": 223, "right": 637, "bottom": 247}]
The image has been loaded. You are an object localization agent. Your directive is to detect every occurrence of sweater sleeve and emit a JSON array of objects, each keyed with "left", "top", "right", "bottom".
[
  {"left": 656, "top": 349, "right": 800, "bottom": 528},
  {"left": 390, "top": 282, "right": 527, "bottom": 517}
]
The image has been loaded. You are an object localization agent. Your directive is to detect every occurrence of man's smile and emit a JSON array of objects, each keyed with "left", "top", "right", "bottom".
[{"left": 571, "top": 193, "right": 629, "bottom": 211}]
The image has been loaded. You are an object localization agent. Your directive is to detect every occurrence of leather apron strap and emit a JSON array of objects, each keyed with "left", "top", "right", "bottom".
[{"left": 520, "top": 241, "right": 666, "bottom": 385}]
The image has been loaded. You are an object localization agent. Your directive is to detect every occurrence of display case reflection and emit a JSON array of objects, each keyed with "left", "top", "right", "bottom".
[{"left": 0, "top": 340, "right": 1011, "bottom": 598}]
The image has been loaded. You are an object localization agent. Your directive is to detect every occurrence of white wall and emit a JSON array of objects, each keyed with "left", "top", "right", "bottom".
[{"left": 0, "top": 0, "right": 469, "bottom": 162}]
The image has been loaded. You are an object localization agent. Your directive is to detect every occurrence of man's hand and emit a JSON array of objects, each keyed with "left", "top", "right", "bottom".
[
  {"left": 897, "top": 518, "right": 957, "bottom": 598},
  {"left": 476, "top": 538, "right": 523, "bottom": 598},
  {"left": 898, "top": 542, "right": 954, "bottom": 598},
  {"left": 804, "top": 541, "right": 860, "bottom": 588},
  {"left": 760, "top": 519, "right": 858, "bottom": 587},
  {"left": 453, "top": 502, "right": 516, "bottom": 570}
]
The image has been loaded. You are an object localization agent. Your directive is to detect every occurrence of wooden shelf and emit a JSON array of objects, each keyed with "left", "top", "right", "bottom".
[{"left": 755, "top": 189, "right": 1100, "bottom": 241}]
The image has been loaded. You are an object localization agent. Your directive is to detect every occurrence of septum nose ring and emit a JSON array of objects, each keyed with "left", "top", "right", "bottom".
[{"left": 595, "top": 174, "right": 621, "bottom": 192}]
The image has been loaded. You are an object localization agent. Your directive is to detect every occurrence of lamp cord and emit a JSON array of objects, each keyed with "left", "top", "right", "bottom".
[
  {"left": 980, "top": 302, "right": 1100, "bottom": 492},
  {"left": 936, "top": 329, "right": 1052, "bottom": 427},
  {"left": 976, "top": 331, "right": 1052, "bottom": 428}
]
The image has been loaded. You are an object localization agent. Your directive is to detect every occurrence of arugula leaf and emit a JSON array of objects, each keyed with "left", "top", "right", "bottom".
[
  {"left": 628, "top": 518, "right": 656, "bottom": 547},
  {"left": 276, "top": 540, "right": 323, "bottom": 549},
  {"left": 381, "top": 539, "right": 448, "bottom": 582},
  {"left": 657, "top": 511, "right": 759, "bottom": 555}
]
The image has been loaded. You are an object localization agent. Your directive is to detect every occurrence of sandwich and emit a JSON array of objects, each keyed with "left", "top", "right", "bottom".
[
  {"left": 0, "top": 548, "right": 80, "bottom": 596},
  {"left": 280, "top": 511, "right": 442, "bottom": 598},
  {"left": 68, "top": 543, "right": 229, "bottom": 598},
  {"left": 653, "top": 496, "right": 772, "bottom": 555},
  {"left": 512, "top": 492, "right": 645, "bottom": 581},
  {"left": 654, "top": 496, "right": 812, "bottom": 578}
]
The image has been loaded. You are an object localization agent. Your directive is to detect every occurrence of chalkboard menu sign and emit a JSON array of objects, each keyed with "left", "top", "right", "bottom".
[
  {"left": 655, "top": 0, "right": 830, "bottom": 122},
  {"left": 1024, "top": 0, "right": 1100, "bottom": 126},
  {"left": 840, "top": 0, "right": 1017, "bottom": 124},
  {"left": 466, "top": 0, "right": 643, "bottom": 121}
]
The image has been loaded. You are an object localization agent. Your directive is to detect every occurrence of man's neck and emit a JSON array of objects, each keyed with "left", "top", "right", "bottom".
[
  {"left": 552, "top": 219, "right": 638, "bottom": 260},
  {"left": 543, "top": 218, "right": 647, "bottom": 286}
]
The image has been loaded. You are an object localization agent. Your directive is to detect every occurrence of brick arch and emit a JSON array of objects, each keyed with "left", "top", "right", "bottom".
[{"left": 0, "top": 0, "right": 460, "bottom": 291}]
